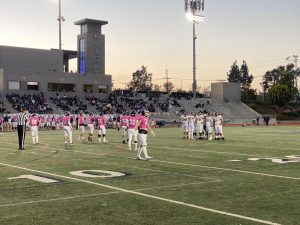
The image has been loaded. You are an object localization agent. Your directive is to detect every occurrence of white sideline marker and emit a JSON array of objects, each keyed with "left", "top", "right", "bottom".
[{"left": 0, "top": 162, "right": 281, "bottom": 225}]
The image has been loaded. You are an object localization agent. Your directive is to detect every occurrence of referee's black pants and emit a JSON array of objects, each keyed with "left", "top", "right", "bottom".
[{"left": 17, "top": 125, "right": 26, "bottom": 150}]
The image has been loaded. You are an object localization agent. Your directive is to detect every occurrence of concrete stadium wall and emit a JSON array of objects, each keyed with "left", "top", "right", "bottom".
[
  {"left": 211, "top": 82, "right": 241, "bottom": 102},
  {"left": 2, "top": 68, "right": 112, "bottom": 96},
  {"left": 0, "top": 46, "right": 63, "bottom": 72}
]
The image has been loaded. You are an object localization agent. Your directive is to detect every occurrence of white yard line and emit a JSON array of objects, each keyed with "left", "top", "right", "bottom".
[
  {"left": 152, "top": 145, "right": 272, "bottom": 157},
  {"left": 0, "top": 162, "right": 281, "bottom": 225},
  {"left": 151, "top": 159, "right": 300, "bottom": 180},
  {"left": 0, "top": 181, "right": 219, "bottom": 208}
]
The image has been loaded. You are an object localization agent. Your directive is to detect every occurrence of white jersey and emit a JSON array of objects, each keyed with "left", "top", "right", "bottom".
[
  {"left": 215, "top": 115, "right": 223, "bottom": 126},
  {"left": 180, "top": 115, "right": 188, "bottom": 125},
  {"left": 187, "top": 115, "right": 195, "bottom": 127},
  {"left": 205, "top": 116, "right": 213, "bottom": 127}
]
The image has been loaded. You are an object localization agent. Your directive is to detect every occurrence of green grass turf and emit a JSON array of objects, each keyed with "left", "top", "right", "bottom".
[{"left": 0, "top": 126, "right": 299, "bottom": 225}]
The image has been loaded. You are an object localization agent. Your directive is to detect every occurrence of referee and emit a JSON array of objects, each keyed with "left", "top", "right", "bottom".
[{"left": 17, "top": 108, "right": 28, "bottom": 150}]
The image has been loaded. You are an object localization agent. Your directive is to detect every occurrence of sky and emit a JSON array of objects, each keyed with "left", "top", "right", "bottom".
[{"left": 0, "top": 0, "right": 299, "bottom": 91}]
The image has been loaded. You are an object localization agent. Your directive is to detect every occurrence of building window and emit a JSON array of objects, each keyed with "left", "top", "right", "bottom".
[
  {"left": 81, "top": 24, "right": 87, "bottom": 34},
  {"left": 48, "top": 83, "right": 76, "bottom": 92},
  {"left": 8, "top": 81, "right": 20, "bottom": 90},
  {"left": 27, "top": 81, "right": 39, "bottom": 91},
  {"left": 79, "top": 38, "right": 86, "bottom": 74},
  {"left": 98, "top": 85, "right": 108, "bottom": 93},
  {"left": 83, "top": 84, "right": 93, "bottom": 93}
]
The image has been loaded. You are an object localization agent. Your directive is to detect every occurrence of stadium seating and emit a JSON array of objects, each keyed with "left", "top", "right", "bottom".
[{"left": 0, "top": 91, "right": 261, "bottom": 124}]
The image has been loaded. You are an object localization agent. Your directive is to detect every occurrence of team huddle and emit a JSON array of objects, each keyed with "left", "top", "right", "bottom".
[
  {"left": 23, "top": 109, "right": 156, "bottom": 160},
  {"left": 180, "top": 112, "right": 225, "bottom": 140}
]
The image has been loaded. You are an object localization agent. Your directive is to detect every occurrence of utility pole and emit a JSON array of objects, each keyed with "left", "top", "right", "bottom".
[{"left": 163, "top": 69, "right": 171, "bottom": 94}]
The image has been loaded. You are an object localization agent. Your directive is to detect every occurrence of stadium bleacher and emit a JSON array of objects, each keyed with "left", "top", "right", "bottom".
[{"left": 0, "top": 91, "right": 261, "bottom": 124}]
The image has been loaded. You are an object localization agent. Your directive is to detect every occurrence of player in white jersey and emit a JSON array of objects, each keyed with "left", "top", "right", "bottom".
[
  {"left": 215, "top": 113, "right": 225, "bottom": 140},
  {"left": 195, "top": 112, "right": 205, "bottom": 139},
  {"left": 187, "top": 113, "right": 195, "bottom": 140},
  {"left": 205, "top": 113, "right": 214, "bottom": 140},
  {"left": 180, "top": 113, "right": 189, "bottom": 139}
]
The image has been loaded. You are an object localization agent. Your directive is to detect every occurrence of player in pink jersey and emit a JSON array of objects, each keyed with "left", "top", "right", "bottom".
[
  {"left": 97, "top": 112, "right": 108, "bottom": 143},
  {"left": 119, "top": 112, "right": 129, "bottom": 144},
  {"left": 87, "top": 113, "right": 95, "bottom": 143},
  {"left": 127, "top": 110, "right": 139, "bottom": 151},
  {"left": 29, "top": 114, "right": 40, "bottom": 144},
  {"left": 0, "top": 116, "right": 3, "bottom": 132},
  {"left": 77, "top": 112, "right": 85, "bottom": 141},
  {"left": 63, "top": 112, "right": 73, "bottom": 146},
  {"left": 135, "top": 109, "right": 155, "bottom": 160}
]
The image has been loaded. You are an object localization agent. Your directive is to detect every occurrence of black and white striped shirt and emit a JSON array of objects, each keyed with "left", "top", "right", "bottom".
[{"left": 17, "top": 112, "right": 28, "bottom": 126}]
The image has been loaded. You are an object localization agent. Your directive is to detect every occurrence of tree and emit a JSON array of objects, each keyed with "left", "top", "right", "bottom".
[
  {"left": 202, "top": 86, "right": 211, "bottom": 97},
  {"left": 241, "top": 88, "right": 257, "bottom": 103},
  {"left": 153, "top": 84, "right": 161, "bottom": 92},
  {"left": 227, "top": 60, "right": 253, "bottom": 89},
  {"left": 261, "top": 64, "right": 298, "bottom": 106},
  {"left": 261, "top": 64, "right": 296, "bottom": 94},
  {"left": 227, "top": 60, "right": 255, "bottom": 102},
  {"left": 128, "top": 66, "right": 153, "bottom": 92},
  {"left": 268, "top": 83, "right": 297, "bottom": 107},
  {"left": 162, "top": 81, "right": 175, "bottom": 94},
  {"left": 227, "top": 60, "right": 240, "bottom": 83},
  {"left": 240, "top": 61, "right": 254, "bottom": 90}
]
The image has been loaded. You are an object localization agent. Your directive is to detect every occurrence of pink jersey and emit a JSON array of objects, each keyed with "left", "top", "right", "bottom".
[
  {"left": 128, "top": 115, "right": 139, "bottom": 129},
  {"left": 63, "top": 116, "right": 70, "bottom": 126},
  {"left": 78, "top": 115, "right": 85, "bottom": 125},
  {"left": 29, "top": 116, "right": 39, "bottom": 127},
  {"left": 87, "top": 116, "right": 94, "bottom": 125},
  {"left": 120, "top": 115, "right": 129, "bottom": 127},
  {"left": 138, "top": 115, "right": 148, "bottom": 130},
  {"left": 97, "top": 116, "right": 106, "bottom": 126}
]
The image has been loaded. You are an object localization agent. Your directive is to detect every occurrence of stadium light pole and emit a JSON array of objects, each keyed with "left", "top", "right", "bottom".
[
  {"left": 55, "top": 0, "right": 65, "bottom": 50},
  {"left": 185, "top": 0, "right": 205, "bottom": 98},
  {"left": 53, "top": 0, "right": 65, "bottom": 72}
]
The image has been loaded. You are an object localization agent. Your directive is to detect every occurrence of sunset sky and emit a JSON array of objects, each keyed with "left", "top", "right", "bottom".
[{"left": 0, "top": 0, "right": 299, "bottom": 91}]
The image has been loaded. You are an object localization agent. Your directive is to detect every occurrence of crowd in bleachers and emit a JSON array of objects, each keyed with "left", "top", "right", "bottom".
[
  {"left": 0, "top": 101, "right": 5, "bottom": 113},
  {"left": 50, "top": 94, "right": 87, "bottom": 114},
  {"left": 6, "top": 93, "right": 52, "bottom": 114},
  {"left": 3, "top": 91, "right": 192, "bottom": 116}
]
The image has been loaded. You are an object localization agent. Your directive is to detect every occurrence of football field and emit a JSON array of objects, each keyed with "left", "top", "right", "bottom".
[{"left": 0, "top": 126, "right": 299, "bottom": 225}]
